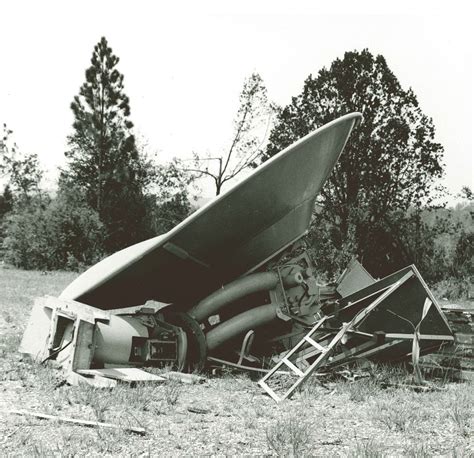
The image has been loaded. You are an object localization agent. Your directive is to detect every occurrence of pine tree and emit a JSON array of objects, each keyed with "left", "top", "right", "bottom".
[{"left": 63, "top": 37, "right": 150, "bottom": 252}]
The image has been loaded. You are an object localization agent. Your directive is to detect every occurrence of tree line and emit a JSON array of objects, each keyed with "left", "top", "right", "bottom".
[{"left": 0, "top": 39, "right": 472, "bottom": 296}]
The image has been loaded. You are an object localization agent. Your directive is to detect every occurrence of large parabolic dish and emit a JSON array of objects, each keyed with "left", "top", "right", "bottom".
[{"left": 60, "top": 113, "right": 363, "bottom": 310}]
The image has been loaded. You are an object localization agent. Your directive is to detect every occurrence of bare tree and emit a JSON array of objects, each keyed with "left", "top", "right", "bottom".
[{"left": 187, "top": 73, "right": 275, "bottom": 195}]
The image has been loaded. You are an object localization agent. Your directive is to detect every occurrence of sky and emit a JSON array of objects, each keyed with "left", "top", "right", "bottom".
[{"left": 0, "top": 0, "right": 472, "bottom": 200}]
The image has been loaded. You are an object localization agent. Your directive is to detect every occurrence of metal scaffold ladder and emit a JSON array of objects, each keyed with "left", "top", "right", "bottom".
[
  {"left": 258, "top": 271, "right": 413, "bottom": 402},
  {"left": 258, "top": 317, "right": 352, "bottom": 402}
]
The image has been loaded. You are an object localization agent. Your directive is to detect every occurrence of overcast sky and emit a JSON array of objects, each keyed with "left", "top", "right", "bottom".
[{"left": 1, "top": 0, "right": 472, "bottom": 200}]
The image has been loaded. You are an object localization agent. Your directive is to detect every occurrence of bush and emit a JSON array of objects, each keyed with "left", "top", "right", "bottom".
[
  {"left": 307, "top": 195, "right": 474, "bottom": 286},
  {"left": 452, "top": 231, "right": 473, "bottom": 279},
  {"left": 3, "top": 188, "right": 105, "bottom": 270},
  {"left": 431, "top": 277, "right": 472, "bottom": 301}
]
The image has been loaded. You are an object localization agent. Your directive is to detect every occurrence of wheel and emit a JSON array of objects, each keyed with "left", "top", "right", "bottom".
[{"left": 161, "top": 311, "right": 207, "bottom": 372}]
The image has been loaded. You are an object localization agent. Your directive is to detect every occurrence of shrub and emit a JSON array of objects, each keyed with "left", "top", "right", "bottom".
[
  {"left": 3, "top": 188, "right": 105, "bottom": 270},
  {"left": 452, "top": 230, "right": 474, "bottom": 278},
  {"left": 431, "top": 277, "right": 472, "bottom": 301},
  {"left": 164, "top": 379, "right": 182, "bottom": 406}
]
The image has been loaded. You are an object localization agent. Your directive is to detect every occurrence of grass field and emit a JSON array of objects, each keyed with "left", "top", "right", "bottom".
[{"left": 0, "top": 266, "right": 473, "bottom": 456}]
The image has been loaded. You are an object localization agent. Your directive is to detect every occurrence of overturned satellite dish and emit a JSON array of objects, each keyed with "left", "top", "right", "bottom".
[{"left": 21, "top": 112, "right": 453, "bottom": 390}]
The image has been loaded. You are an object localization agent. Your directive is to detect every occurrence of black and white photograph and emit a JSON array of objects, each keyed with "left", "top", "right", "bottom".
[{"left": 0, "top": 0, "right": 472, "bottom": 455}]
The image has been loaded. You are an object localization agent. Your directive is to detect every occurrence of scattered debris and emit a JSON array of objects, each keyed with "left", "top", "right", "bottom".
[
  {"left": 377, "top": 382, "right": 446, "bottom": 393},
  {"left": 259, "top": 266, "right": 453, "bottom": 402},
  {"left": 161, "top": 371, "right": 206, "bottom": 385},
  {"left": 187, "top": 406, "right": 211, "bottom": 415},
  {"left": 420, "top": 306, "right": 474, "bottom": 382}
]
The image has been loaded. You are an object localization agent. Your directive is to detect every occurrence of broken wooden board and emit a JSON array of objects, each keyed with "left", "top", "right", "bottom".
[
  {"left": 77, "top": 367, "right": 166, "bottom": 383},
  {"left": 6, "top": 409, "right": 146, "bottom": 435}
]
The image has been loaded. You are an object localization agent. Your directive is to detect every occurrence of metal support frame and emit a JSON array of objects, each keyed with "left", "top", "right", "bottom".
[{"left": 258, "top": 271, "right": 414, "bottom": 402}]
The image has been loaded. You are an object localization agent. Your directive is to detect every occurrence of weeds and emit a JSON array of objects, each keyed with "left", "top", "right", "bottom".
[
  {"left": 346, "top": 378, "right": 379, "bottom": 402},
  {"left": 241, "top": 408, "right": 257, "bottom": 429},
  {"left": 69, "top": 385, "right": 112, "bottom": 422},
  {"left": 252, "top": 399, "right": 265, "bottom": 418},
  {"left": 265, "top": 410, "right": 312, "bottom": 457},
  {"left": 403, "top": 442, "right": 431, "bottom": 457},
  {"left": 371, "top": 363, "right": 409, "bottom": 386},
  {"left": 299, "top": 374, "right": 330, "bottom": 398},
  {"left": 371, "top": 392, "right": 425, "bottom": 432},
  {"left": 451, "top": 445, "right": 472, "bottom": 457},
  {"left": 164, "top": 379, "right": 182, "bottom": 406},
  {"left": 113, "top": 384, "right": 156, "bottom": 413},
  {"left": 448, "top": 390, "right": 472, "bottom": 437},
  {"left": 351, "top": 439, "right": 385, "bottom": 457},
  {"left": 30, "top": 441, "right": 49, "bottom": 457}
]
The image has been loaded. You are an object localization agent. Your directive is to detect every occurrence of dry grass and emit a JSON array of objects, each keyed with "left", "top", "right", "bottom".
[
  {"left": 265, "top": 408, "right": 313, "bottom": 456},
  {"left": 448, "top": 387, "right": 473, "bottom": 438},
  {"left": 0, "top": 266, "right": 473, "bottom": 456},
  {"left": 370, "top": 391, "right": 428, "bottom": 432},
  {"left": 351, "top": 439, "right": 385, "bottom": 457}
]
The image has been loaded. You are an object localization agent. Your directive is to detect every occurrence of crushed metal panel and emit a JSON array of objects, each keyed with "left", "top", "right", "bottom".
[
  {"left": 44, "top": 295, "right": 111, "bottom": 323},
  {"left": 346, "top": 267, "right": 451, "bottom": 336},
  {"left": 72, "top": 321, "right": 96, "bottom": 371},
  {"left": 336, "top": 258, "right": 375, "bottom": 298},
  {"left": 19, "top": 300, "right": 53, "bottom": 360},
  {"left": 336, "top": 266, "right": 453, "bottom": 361},
  {"left": 67, "top": 371, "right": 118, "bottom": 388},
  {"left": 20, "top": 296, "right": 111, "bottom": 378}
]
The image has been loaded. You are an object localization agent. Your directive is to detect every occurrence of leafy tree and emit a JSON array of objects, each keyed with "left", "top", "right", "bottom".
[
  {"left": 0, "top": 186, "right": 13, "bottom": 219},
  {"left": 1, "top": 123, "right": 44, "bottom": 261},
  {"left": 453, "top": 230, "right": 473, "bottom": 278},
  {"left": 0, "top": 185, "right": 13, "bottom": 257},
  {"left": 458, "top": 185, "right": 473, "bottom": 201},
  {"left": 188, "top": 73, "right": 274, "bottom": 195},
  {"left": 62, "top": 37, "right": 150, "bottom": 252},
  {"left": 0, "top": 123, "right": 42, "bottom": 201},
  {"left": 263, "top": 50, "right": 444, "bottom": 276},
  {"left": 147, "top": 159, "right": 195, "bottom": 234}
]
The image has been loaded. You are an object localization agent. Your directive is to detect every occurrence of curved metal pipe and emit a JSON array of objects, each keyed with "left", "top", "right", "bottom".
[
  {"left": 190, "top": 271, "right": 302, "bottom": 322},
  {"left": 205, "top": 303, "right": 278, "bottom": 351}
]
